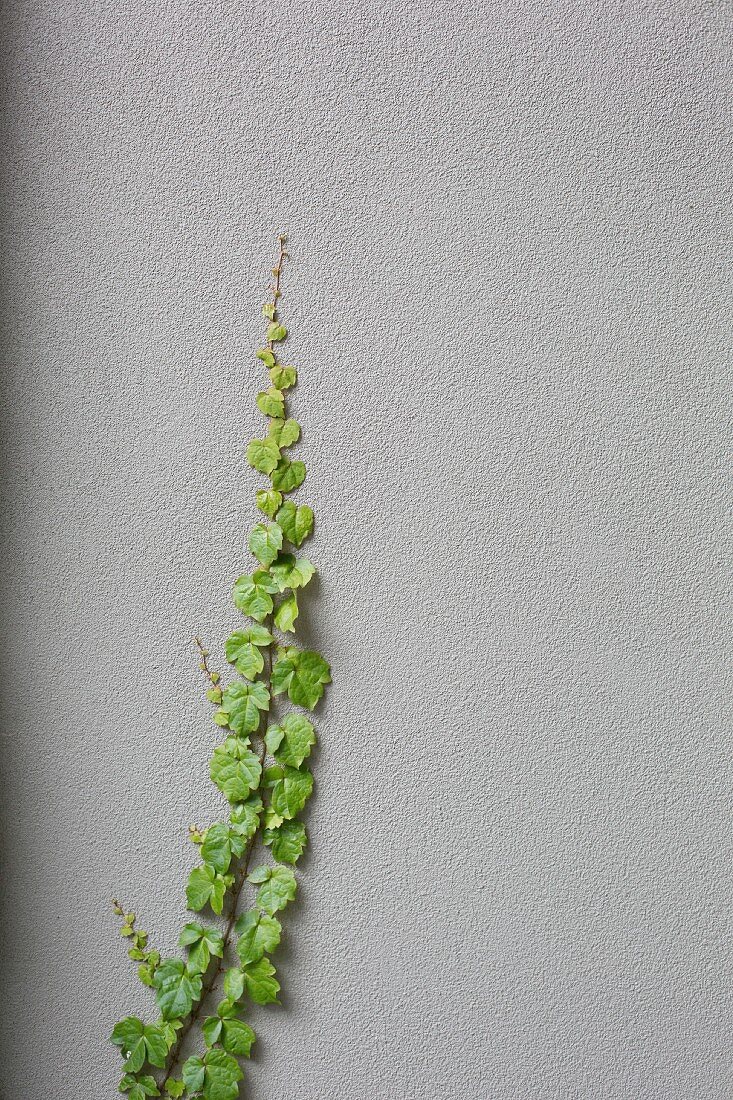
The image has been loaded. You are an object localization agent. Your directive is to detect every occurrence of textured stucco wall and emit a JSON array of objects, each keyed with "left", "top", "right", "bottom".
[{"left": 0, "top": 2, "right": 730, "bottom": 1098}]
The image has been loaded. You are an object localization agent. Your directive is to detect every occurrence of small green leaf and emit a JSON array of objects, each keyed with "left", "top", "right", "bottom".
[
  {"left": 262, "top": 303, "right": 276, "bottom": 320},
  {"left": 179, "top": 922, "right": 224, "bottom": 973},
  {"left": 275, "top": 500, "right": 314, "bottom": 546},
  {"left": 248, "top": 522, "right": 283, "bottom": 566},
  {"left": 270, "top": 766, "right": 314, "bottom": 821},
  {"left": 210, "top": 738, "right": 262, "bottom": 802},
  {"left": 236, "top": 909, "right": 282, "bottom": 965},
  {"left": 256, "top": 488, "right": 283, "bottom": 518},
  {"left": 119, "top": 1075, "right": 160, "bottom": 1098},
  {"left": 274, "top": 591, "right": 298, "bottom": 633},
  {"left": 269, "top": 365, "right": 297, "bottom": 389},
  {"left": 266, "top": 712, "right": 316, "bottom": 768},
  {"left": 224, "top": 626, "right": 272, "bottom": 679},
  {"left": 185, "top": 864, "right": 229, "bottom": 915},
  {"left": 242, "top": 957, "right": 281, "bottom": 1004},
  {"left": 246, "top": 437, "right": 281, "bottom": 475},
  {"left": 221, "top": 1017, "right": 256, "bottom": 1057},
  {"left": 268, "top": 417, "right": 301, "bottom": 448},
  {"left": 221, "top": 679, "right": 270, "bottom": 735},
  {"left": 270, "top": 553, "right": 316, "bottom": 592},
  {"left": 182, "top": 1056, "right": 205, "bottom": 1093},
  {"left": 232, "top": 569, "right": 279, "bottom": 621},
  {"left": 267, "top": 322, "right": 287, "bottom": 342},
  {"left": 272, "top": 456, "right": 307, "bottom": 492},
  {"left": 202, "top": 1015, "right": 222, "bottom": 1046},
  {"left": 200, "top": 824, "right": 234, "bottom": 875},
  {"left": 271, "top": 648, "right": 331, "bottom": 709},
  {"left": 255, "top": 348, "right": 275, "bottom": 367},
  {"left": 153, "top": 959, "right": 203, "bottom": 1021},
  {"left": 264, "top": 819, "right": 307, "bottom": 864},
  {"left": 255, "top": 865, "right": 297, "bottom": 914},
  {"left": 222, "top": 967, "right": 245, "bottom": 1001},
  {"left": 256, "top": 388, "right": 285, "bottom": 418},
  {"left": 164, "top": 1081, "right": 185, "bottom": 1098},
  {"left": 246, "top": 863, "right": 271, "bottom": 883}
]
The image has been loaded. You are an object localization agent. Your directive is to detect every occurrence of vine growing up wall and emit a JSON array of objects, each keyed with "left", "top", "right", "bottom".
[{"left": 109, "top": 237, "right": 330, "bottom": 1100}]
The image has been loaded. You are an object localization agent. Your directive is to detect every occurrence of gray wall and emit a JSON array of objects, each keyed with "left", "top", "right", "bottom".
[{"left": 0, "top": 2, "right": 730, "bottom": 1098}]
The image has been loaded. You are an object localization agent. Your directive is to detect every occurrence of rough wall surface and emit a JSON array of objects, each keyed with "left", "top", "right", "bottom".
[{"left": 0, "top": 2, "right": 730, "bottom": 1098}]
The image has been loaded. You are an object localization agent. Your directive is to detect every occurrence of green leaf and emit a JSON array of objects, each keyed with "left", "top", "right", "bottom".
[
  {"left": 230, "top": 795, "right": 262, "bottom": 838},
  {"left": 271, "top": 648, "right": 331, "bottom": 709},
  {"left": 256, "top": 488, "right": 283, "bottom": 518},
  {"left": 178, "top": 922, "right": 224, "bottom": 973},
  {"left": 119, "top": 1075, "right": 160, "bottom": 1098},
  {"left": 269, "top": 365, "right": 297, "bottom": 389},
  {"left": 210, "top": 739, "right": 262, "bottom": 802},
  {"left": 222, "top": 967, "right": 244, "bottom": 1000},
  {"left": 111, "top": 1018, "right": 169, "bottom": 1072},
  {"left": 164, "top": 1081, "right": 185, "bottom": 1098},
  {"left": 252, "top": 865, "right": 297, "bottom": 915},
  {"left": 256, "top": 388, "right": 285, "bottom": 418},
  {"left": 221, "top": 680, "right": 270, "bottom": 735},
  {"left": 264, "top": 819, "right": 307, "bottom": 864},
  {"left": 185, "top": 864, "right": 229, "bottom": 915},
  {"left": 224, "top": 626, "right": 273, "bottom": 679},
  {"left": 246, "top": 437, "right": 281, "bottom": 475},
  {"left": 221, "top": 1017, "right": 255, "bottom": 1057},
  {"left": 270, "top": 765, "right": 314, "bottom": 821},
  {"left": 275, "top": 501, "right": 314, "bottom": 546},
  {"left": 200, "top": 823, "right": 234, "bottom": 875},
  {"left": 182, "top": 1056, "right": 205, "bottom": 1093},
  {"left": 265, "top": 712, "right": 316, "bottom": 768},
  {"left": 274, "top": 591, "right": 298, "bottom": 633},
  {"left": 232, "top": 569, "right": 279, "bottom": 621},
  {"left": 248, "top": 522, "right": 283, "bottom": 566},
  {"left": 235, "top": 909, "right": 282, "bottom": 965},
  {"left": 268, "top": 417, "right": 301, "bottom": 448},
  {"left": 267, "top": 321, "right": 287, "bottom": 342},
  {"left": 255, "top": 348, "right": 276, "bottom": 367},
  {"left": 242, "top": 956, "right": 281, "bottom": 1004},
  {"left": 271, "top": 457, "right": 306, "bottom": 492},
  {"left": 202, "top": 1015, "right": 222, "bottom": 1046},
  {"left": 153, "top": 959, "right": 203, "bottom": 1021},
  {"left": 270, "top": 553, "right": 316, "bottom": 592},
  {"left": 262, "top": 303, "right": 276, "bottom": 320}
]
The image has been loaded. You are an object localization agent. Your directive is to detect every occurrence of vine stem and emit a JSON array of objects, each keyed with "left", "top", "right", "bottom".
[{"left": 158, "top": 236, "right": 288, "bottom": 1091}]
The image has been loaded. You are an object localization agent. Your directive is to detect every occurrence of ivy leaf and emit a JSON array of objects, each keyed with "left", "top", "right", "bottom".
[
  {"left": 242, "top": 957, "right": 281, "bottom": 1004},
  {"left": 255, "top": 348, "right": 275, "bottom": 367},
  {"left": 275, "top": 500, "right": 314, "bottom": 546},
  {"left": 264, "top": 819, "right": 307, "bottom": 864},
  {"left": 200, "top": 824, "right": 235, "bottom": 875},
  {"left": 225, "top": 626, "right": 273, "bottom": 679},
  {"left": 271, "top": 457, "right": 306, "bottom": 492},
  {"left": 229, "top": 794, "right": 263, "bottom": 839},
  {"left": 270, "top": 766, "right": 314, "bottom": 820},
  {"left": 271, "top": 648, "right": 331, "bottom": 709},
  {"left": 185, "top": 864, "right": 230, "bottom": 915},
  {"left": 274, "top": 591, "right": 298, "bottom": 633},
  {"left": 221, "top": 680, "right": 270, "bottom": 735},
  {"left": 111, "top": 1018, "right": 169, "bottom": 1072},
  {"left": 249, "top": 865, "right": 297, "bottom": 914},
  {"left": 178, "top": 922, "right": 224, "bottom": 973},
  {"left": 163, "top": 1081, "right": 185, "bottom": 1098},
  {"left": 265, "top": 712, "right": 316, "bottom": 768},
  {"left": 268, "top": 418, "right": 301, "bottom": 448},
  {"left": 256, "top": 488, "right": 283, "bottom": 518},
  {"left": 210, "top": 739, "right": 262, "bottom": 802},
  {"left": 119, "top": 1075, "right": 161, "bottom": 1098},
  {"left": 256, "top": 388, "right": 285, "bottom": 419},
  {"left": 232, "top": 569, "right": 279, "bottom": 621},
  {"left": 262, "top": 303, "right": 276, "bottom": 320},
  {"left": 246, "top": 437, "right": 281, "bottom": 475},
  {"left": 202, "top": 1015, "right": 222, "bottom": 1046},
  {"left": 221, "top": 1017, "right": 256, "bottom": 1056},
  {"left": 269, "top": 365, "right": 297, "bottom": 389},
  {"left": 248, "top": 522, "right": 283, "bottom": 566},
  {"left": 153, "top": 959, "right": 203, "bottom": 1021},
  {"left": 270, "top": 553, "right": 316, "bottom": 592},
  {"left": 267, "top": 321, "right": 287, "bottom": 342},
  {"left": 222, "top": 967, "right": 244, "bottom": 1001},
  {"left": 235, "top": 909, "right": 282, "bottom": 965}
]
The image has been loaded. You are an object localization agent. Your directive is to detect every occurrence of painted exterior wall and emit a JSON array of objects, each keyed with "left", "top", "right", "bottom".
[{"left": 0, "top": 3, "right": 730, "bottom": 1097}]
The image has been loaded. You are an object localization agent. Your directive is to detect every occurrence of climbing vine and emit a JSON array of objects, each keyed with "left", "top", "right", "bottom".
[{"left": 109, "top": 237, "right": 330, "bottom": 1100}]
